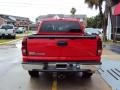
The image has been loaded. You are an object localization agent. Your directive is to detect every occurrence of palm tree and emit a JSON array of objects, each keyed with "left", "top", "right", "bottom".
[
  {"left": 103, "top": 0, "right": 112, "bottom": 41},
  {"left": 85, "top": 0, "right": 103, "bottom": 16},
  {"left": 85, "top": 0, "right": 111, "bottom": 41},
  {"left": 70, "top": 7, "right": 76, "bottom": 16}
]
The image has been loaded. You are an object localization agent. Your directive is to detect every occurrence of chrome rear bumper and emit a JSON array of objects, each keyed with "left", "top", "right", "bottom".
[
  {"left": 22, "top": 63, "right": 44, "bottom": 71},
  {"left": 22, "top": 62, "right": 101, "bottom": 72}
]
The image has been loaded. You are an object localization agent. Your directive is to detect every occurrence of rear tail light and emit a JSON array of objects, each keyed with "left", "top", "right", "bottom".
[
  {"left": 22, "top": 37, "right": 27, "bottom": 56},
  {"left": 97, "top": 38, "right": 102, "bottom": 56}
]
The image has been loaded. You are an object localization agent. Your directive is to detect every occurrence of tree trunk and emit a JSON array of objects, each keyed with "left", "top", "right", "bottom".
[
  {"left": 105, "top": 0, "right": 116, "bottom": 42},
  {"left": 98, "top": 2, "right": 103, "bottom": 17},
  {"left": 98, "top": 0, "right": 107, "bottom": 41},
  {"left": 103, "top": 15, "right": 108, "bottom": 41},
  {"left": 102, "top": 0, "right": 112, "bottom": 42}
]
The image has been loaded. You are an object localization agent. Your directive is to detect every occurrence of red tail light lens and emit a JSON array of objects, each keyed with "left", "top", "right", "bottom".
[
  {"left": 22, "top": 37, "right": 27, "bottom": 56},
  {"left": 97, "top": 38, "right": 102, "bottom": 56}
]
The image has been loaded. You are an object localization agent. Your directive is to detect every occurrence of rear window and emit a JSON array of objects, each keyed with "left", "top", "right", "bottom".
[
  {"left": 40, "top": 21, "right": 81, "bottom": 32},
  {"left": 1, "top": 25, "right": 13, "bottom": 29}
]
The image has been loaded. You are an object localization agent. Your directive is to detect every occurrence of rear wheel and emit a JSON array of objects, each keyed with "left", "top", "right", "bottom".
[{"left": 28, "top": 71, "right": 39, "bottom": 77}]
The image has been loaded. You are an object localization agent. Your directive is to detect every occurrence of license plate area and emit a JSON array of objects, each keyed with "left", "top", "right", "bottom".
[
  {"left": 56, "top": 63, "right": 68, "bottom": 69},
  {"left": 48, "top": 63, "right": 68, "bottom": 70}
]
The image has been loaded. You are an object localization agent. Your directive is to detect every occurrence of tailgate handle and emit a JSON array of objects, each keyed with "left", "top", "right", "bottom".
[{"left": 57, "top": 41, "right": 68, "bottom": 46}]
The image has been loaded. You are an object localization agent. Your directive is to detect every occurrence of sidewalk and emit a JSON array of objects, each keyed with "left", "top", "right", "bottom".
[
  {"left": 99, "top": 48, "right": 120, "bottom": 90},
  {"left": 102, "top": 48, "right": 120, "bottom": 60}
]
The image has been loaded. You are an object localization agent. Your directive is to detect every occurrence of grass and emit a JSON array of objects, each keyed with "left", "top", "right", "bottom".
[
  {"left": 103, "top": 40, "right": 113, "bottom": 45},
  {"left": 103, "top": 40, "right": 120, "bottom": 46},
  {"left": 116, "top": 41, "right": 120, "bottom": 44},
  {"left": 0, "top": 39, "right": 12, "bottom": 43},
  {"left": 26, "top": 31, "right": 33, "bottom": 34}
]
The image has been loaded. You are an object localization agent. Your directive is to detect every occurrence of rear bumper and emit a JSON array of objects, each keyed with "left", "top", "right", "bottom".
[
  {"left": 22, "top": 56, "right": 101, "bottom": 71},
  {"left": 22, "top": 61, "right": 101, "bottom": 71},
  {"left": 22, "top": 62, "right": 44, "bottom": 71}
]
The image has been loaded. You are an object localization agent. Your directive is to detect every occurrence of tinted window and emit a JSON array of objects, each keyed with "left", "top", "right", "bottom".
[
  {"left": 40, "top": 21, "right": 81, "bottom": 32},
  {"left": 1, "top": 25, "right": 13, "bottom": 29},
  {"left": 85, "top": 28, "right": 100, "bottom": 35}
]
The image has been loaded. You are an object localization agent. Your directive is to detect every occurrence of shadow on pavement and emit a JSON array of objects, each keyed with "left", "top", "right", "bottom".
[
  {"left": 28, "top": 72, "right": 111, "bottom": 90},
  {"left": 28, "top": 73, "right": 53, "bottom": 90}
]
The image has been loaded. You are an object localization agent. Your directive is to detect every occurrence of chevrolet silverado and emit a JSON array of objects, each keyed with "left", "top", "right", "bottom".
[{"left": 22, "top": 18, "right": 102, "bottom": 78}]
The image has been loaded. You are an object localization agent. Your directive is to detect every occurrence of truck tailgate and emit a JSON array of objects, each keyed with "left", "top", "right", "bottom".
[{"left": 24, "top": 35, "right": 100, "bottom": 62}]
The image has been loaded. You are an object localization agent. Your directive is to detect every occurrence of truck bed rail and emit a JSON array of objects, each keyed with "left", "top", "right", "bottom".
[{"left": 28, "top": 35, "right": 97, "bottom": 39}]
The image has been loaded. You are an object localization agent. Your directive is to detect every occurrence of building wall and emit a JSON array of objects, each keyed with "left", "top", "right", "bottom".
[
  {"left": 0, "top": 17, "right": 5, "bottom": 26},
  {"left": 0, "top": 14, "right": 31, "bottom": 28},
  {"left": 15, "top": 19, "right": 30, "bottom": 27},
  {"left": 110, "top": 1, "right": 120, "bottom": 40}
]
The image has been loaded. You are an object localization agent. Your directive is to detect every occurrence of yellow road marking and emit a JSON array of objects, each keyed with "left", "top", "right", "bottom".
[{"left": 52, "top": 80, "right": 57, "bottom": 90}]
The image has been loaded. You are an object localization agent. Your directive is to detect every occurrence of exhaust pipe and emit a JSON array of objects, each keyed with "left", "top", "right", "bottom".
[{"left": 58, "top": 74, "right": 66, "bottom": 79}]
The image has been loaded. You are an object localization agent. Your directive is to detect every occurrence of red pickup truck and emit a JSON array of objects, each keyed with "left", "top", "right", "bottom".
[{"left": 22, "top": 18, "right": 102, "bottom": 78}]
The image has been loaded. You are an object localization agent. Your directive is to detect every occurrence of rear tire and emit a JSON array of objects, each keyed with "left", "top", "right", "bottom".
[{"left": 28, "top": 71, "right": 39, "bottom": 77}]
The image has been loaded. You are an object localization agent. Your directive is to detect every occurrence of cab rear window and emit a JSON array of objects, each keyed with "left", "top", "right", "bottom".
[{"left": 40, "top": 21, "right": 81, "bottom": 32}]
